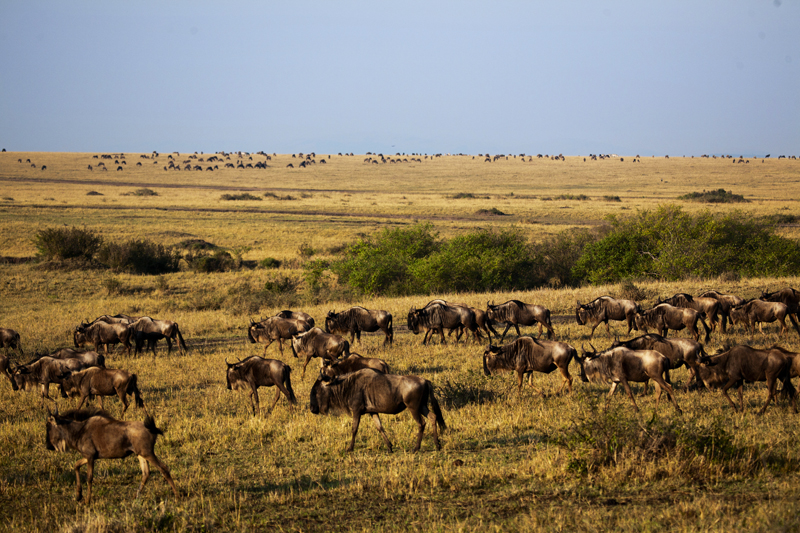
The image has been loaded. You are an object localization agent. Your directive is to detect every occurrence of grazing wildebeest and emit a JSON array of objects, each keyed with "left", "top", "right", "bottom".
[
  {"left": 291, "top": 327, "right": 350, "bottom": 378},
  {"left": 247, "top": 316, "right": 313, "bottom": 356},
  {"left": 325, "top": 306, "right": 393, "bottom": 346},
  {"left": 610, "top": 334, "right": 707, "bottom": 390},
  {"left": 46, "top": 348, "right": 106, "bottom": 368},
  {"left": 74, "top": 320, "right": 133, "bottom": 355},
  {"left": 698, "top": 290, "right": 744, "bottom": 331},
  {"left": 696, "top": 345, "right": 796, "bottom": 414},
  {"left": 634, "top": 303, "right": 711, "bottom": 343},
  {"left": 14, "top": 356, "right": 96, "bottom": 402},
  {"left": 760, "top": 287, "right": 800, "bottom": 316},
  {"left": 225, "top": 356, "right": 297, "bottom": 415},
  {"left": 0, "top": 327, "right": 23, "bottom": 356},
  {"left": 486, "top": 300, "right": 555, "bottom": 341},
  {"left": 574, "top": 296, "right": 640, "bottom": 339},
  {"left": 275, "top": 310, "right": 315, "bottom": 327},
  {"left": 482, "top": 337, "right": 575, "bottom": 394},
  {"left": 60, "top": 367, "right": 145, "bottom": 416},
  {"left": 729, "top": 299, "right": 800, "bottom": 338},
  {"left": 45, "top": 409, "right": 179, "bottom": 503},
  {"left": 1, "top": 353, "right": 18, "bottom": 390},
  {"left": 658, "top": 293, "right": 722, "bottom": 332},
  {"left": 407, "top": 301, "right": 479, "bottom": 345},
  {"left": 309, "top": 368, "right": 446, "bottom": 453},
  {"left": 576, "top": 345, "right": 681, "bottom": 414},
  {"left": 129, "top": 317, "right": 187, "bottom": 356},
  {"left": 320, "top": 353, "right": 390, "bottom": 378}
]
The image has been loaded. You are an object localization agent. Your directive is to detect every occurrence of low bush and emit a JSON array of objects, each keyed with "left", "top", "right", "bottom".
[
  {"left": 98, "top": 239, "right": 181, "bottom": 275},
  {"left": 33, "top": 226, "right": 103, "bottom": 261},
  {"left": 221, "top": 193, "right": 261, "bottom": 201},
  {"left": 678, "top": 189, "right": 747, "bottom": 203},
  {"left": 122, "top": 188, "right": 158, "bottom": 197},
  {"left": 475, "top": 207, "right": 508, "bottom": 216},
  {"left": 260, "top": 257, "right": 282, "bottom": 269}
]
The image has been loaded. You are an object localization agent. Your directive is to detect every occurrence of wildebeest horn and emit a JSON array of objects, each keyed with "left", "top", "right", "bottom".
[
  {"left": 224, "top": 358, "right": 233, "bottom": 368},
  {"left": 589, "top": 343, "right": 597, "bottom": 353}
]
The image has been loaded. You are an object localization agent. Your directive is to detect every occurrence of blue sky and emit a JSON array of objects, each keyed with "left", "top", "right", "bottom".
[{"left": 0, "top": 1, "right": 797, "bottom": 156}]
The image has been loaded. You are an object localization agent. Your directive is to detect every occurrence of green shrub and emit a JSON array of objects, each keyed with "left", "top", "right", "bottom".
[
  {"left": 260, "top": 257, "right": 282, "bottom": 269},
  {"left": 475, "top": 207, "right": 508, "bottom": 216},
  {"left": 678, "top": 189, "right": 747, "bottom": 203},
  {"left": 189, "top": 250, "right": 236, "bottom": 273},
  {"left": 221, "top": 193, "right": 261, "bottom": 201},
  {"left": 98, "top": 239, "right": 180, "bottom": 274},
  {"left": 122, "top": 188, "right": 158, "bottom": 197},
  {"left": 33, "top": 226, "right": 103, "bottom": 260}
]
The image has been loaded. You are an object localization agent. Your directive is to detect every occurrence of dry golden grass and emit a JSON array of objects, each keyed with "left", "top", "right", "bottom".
[{"left": 2, "top": 151, "right": 800, "bottom": 531}]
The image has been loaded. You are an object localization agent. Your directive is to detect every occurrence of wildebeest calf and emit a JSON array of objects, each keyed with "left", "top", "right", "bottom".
[
  {"left": 291, "top": 327, "right": 350, "bottom": 377},
  {"left": 225, "top": 356, "right": 297, "bottom": 415},
  {"left": 309, "top": 368, "right": 446, "bottom": 453},
  {"left": 320, "top": 353, "right": 390, "bottom": 378},
  {"left": 45, "top": 409, "right": 179, "bottom": 503}
]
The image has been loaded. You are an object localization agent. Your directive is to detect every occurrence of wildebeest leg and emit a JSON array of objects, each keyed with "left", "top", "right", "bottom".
[
  {"left": 516, "top": 371, "right": 524, "bottom": 391},
  {"left": 139, "top": 453, "right": 179, "bottom": 498},
  {"left": 556, "top": 366, "right": 573, "bottom": 394},
  {"left": 98, "top": 395, "right": 105, "bottom": 411},
  {"left": 249, "top": 387, "right": 260, "bottom": 416},
  {"left": 302, "top": 355, "right": 314, "bottom": 378},
  {"left": 720, "top": 378, "right": 741, "bottom": 411},
  {"left": 652, "top": 376, "right": 681, "bottom": 414},
  {"left": 497, "top": 322, "right": 512, "bottom": 342},
  {"left": 777, "top": 317, "right": 787, "bottom": 338},
  {"left": 347, "top": 412, "right": 363, "bottom": 452},
  {"left": 425, "top": 406, "right": 442, "bottom": 451},
  {"left": 165, "top": 337, "right": 173, "bottom": 354},
  {"left": 118, "top": 388, "right": 130, "bottom": 417},
  {"left": 436, "top": 327, "right": 447, "bottom": 345},
  {"left": 619, "top": 379, "right": 640, "bottom": 412},
  {"left": 371, "top": 414, "right": 393, "bottom": 452},
  {"left": 85, "top": 457, "right": 97, "bottom": 503},
  {"left": 758, "top": 376, "right": 779, "bottom": 415},
  {"left": 409, "top": 409, "right": 427, "bottom": 453},
  {"left": 269, "top": 387, "right": 282, "bottom": 412},
  {"left": 74, "top": 457, "right": 89, "bottom": 502}
]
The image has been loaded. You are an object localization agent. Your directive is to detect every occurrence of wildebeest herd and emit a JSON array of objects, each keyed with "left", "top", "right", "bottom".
[{"left": 3, "top": 287, "right": 800, "bottom": 504}]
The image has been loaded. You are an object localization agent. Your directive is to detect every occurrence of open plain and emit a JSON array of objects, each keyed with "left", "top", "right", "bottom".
[{"left": 2, "top": 151, "right": 800, "bottom": 532}]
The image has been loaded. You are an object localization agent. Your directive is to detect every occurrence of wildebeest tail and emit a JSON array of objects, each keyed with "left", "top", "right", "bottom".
[
  {"left": 283, "top": 366, "right": 298, "bottom": 404},
  {"left": 428, "top": 383, "right": 446, "bottom": 431},
  {"left": 129, "top": 374, "right": 145, "bottom": 408},
  {"left": 97, "top": 353, "right": 106, "bottom": 368},
  {"left": 788, "top": 313, "right": 800, "bottom": 338},
  {"left": 176, "top": 326, "right": 187, "bottom": 352},
  {"left": 143, "top": 415, "right": 164, "bottom": 436},
  {"left": 343, "top": 340, "right": 351, "bottom": 357},
  {"left": 387, "top": 314, "right": 394, "bottom": 344}
]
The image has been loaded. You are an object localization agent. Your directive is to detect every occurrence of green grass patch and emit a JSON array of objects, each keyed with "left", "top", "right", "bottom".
[{"left": 678, "top": 189, "right": 748, "bottom": 203}]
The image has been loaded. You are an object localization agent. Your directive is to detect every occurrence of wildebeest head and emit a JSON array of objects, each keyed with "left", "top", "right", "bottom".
[
  {"left": 45, "top": 410, "right": 69, "bottom": 452},
  {"left": 482, "top": 344, "right": 504, "bottom": 376},
  {"left": 485, "top": 301, "right": 499, "bottom": 321},
  {"left": 324, "top": 310, "right": 338, "bottom": 333},
  {"left": 406, "top": 307, "right": 421, "bottom": 334},
  {"left": 575, "top": 344, "right": 600, "bottom": 383},
  {"left": 309, "top": 375, "right": 342, "bottom": 415},
  {"left": 224, "top": 358, "right": 242, "bottom": 390},
  {"left": 575, "top": 301, "right": 587, "bottom": 325},
  {"left": 246, "top": 319, "right": 259, "bottom": 344}
]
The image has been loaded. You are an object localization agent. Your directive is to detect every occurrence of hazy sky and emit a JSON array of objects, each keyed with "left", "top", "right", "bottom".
[{"left": 0, "top": 1, "right": 797, "bottom": 156}]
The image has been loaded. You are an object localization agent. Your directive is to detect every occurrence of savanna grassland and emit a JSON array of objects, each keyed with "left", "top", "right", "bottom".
[{"left": 2, "top": 150, "right": 800, "bottom": 532}]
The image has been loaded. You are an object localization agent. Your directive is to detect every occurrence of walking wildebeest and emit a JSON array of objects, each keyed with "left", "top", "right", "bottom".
[
  {"left": 658, "top": 293, "right": 722, "bottom": 333},
  {"left": 696, "top": 345, "right": 796, "bottom": 414},
  {"left": 407, "top": 301, "right": 479, "bottom": 345},
  {"left": 309, "top": 368, "right": 446, "bottom": 452},
  {"left": 698, "top": 289, "right": 744, "bottom": 331},
  {"left": 74, "top": 320, "right": 133, "bottom": 356},
  {"left": 45, "top": 409, "right": 179, "bottom": 503},
  {"left": 575, "top": 296, "right": 640, "bottom": 339},
  {"left": 291, "top": 327, "right": 350, "bottom": 377},
  {"left": 275, "top": 310, "right": 315, "bottom": 327},
  {"left": 610, "top": 334, "right": 707, "bottom": 390},
  {"left": 1, "top": 353, "right": 18, "bottom": 390},
  {"left": 247, "top": 316, "right": 312, "bottom": 356},
  {"left": 14, "top": 356, "right": 96, "bottom": 402},
  {"left": 576, "top": 345, "right": 682, "bottom": 414},
  {"left": 60, "top": 367, "right": 145, "bottom": 416},
  {"left": 634, "top": 303, "right": 711, "bottom": 343},
  {"left": 729, "top": 299, "right": 800, "bottom": 338},
  {"left": 320, "top": 353, "right": 390, "bottom": 378},
  {"left": 225, "top": 356, "right": 297, "bottom": 415},
  {"left": 486, "top": 300, "right": 555, "bottom": 341},
  {"left": 129, "top": 317, "right": 187, "bottom": 356},
  {"left": 0, "top": 327, "right": 23, "bottom": 356},
  {"left": 418, "top": 299, "right": 487, "bottom": 342},
  {"left": 482, "top": 337, "right": 576, "bottom": 394},
  {"left": 325, "top": 306, "right": 394, "bottom": 346}
]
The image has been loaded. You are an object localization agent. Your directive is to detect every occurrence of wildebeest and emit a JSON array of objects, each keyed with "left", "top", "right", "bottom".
[
  {"left": 574, "top": 296, "right": 640, "bottom": 339},
  {"left": 247, "top": 316, "right": 313, "bottom": 356},
  {"left": 325, "top": 306, "right": 394, "bottom": 346},
  {"left": 407, "top": 301, "right": 480, "bottom": 345},
  {"left": 760, "top": 287, "right": 800, "bottom": 316},
  {"left": 60, "top": 367, "right": 145, "bottom": 416},
  {"left": 74, "top": 320, "right": 133, "bottom": 355},
  {"left": 45, "top": 409, "right": 179, "bottom": 503},
  {"left": 45, "top": 348, "right": 106, "bottom": 368},
  {"left": 0, "top": 327, "right": 23, "bottom": 356},
  {"left": 729, "top": 299, "right": 800, "bottom": 338},
  {"left": 225, "top": 356, "right": 297, "bottom": 415},
  {"left": 698, "top": 289, "right": 744, "bottom": 331},
  {"left": 14, "top": 356, "right": 96, "bottom": 401},
  {"left": 291, "top": 327, "right": 350, "bottom": 377},
  {"left": 320, "top": 353, "right": 390, "bottom": 378},
  {"left": 482, "top": 337, "right": 576, "bottom": 394},
  {"left": 576, "top": 345, "right": 681, "bottom": 414},
  {"left": 634, "top": 303, "right": 711, "bottom": 343},
  {"left": 129, "top": 317, "right": 187, "bottom": 356},
  {"left": 1, "top": 353, "right": 18, "bottom": 390},
  {"left": 610, "top": 334, "right": 707, "bottom": 390},
  {"left": 275, "top": 310, "right": 316, "bottom": 328},
  {"left": 658, "top": 293, "right": 722, "bottom": 332},
  {"left": 696, "top": 345, "right": 796, "bottom": 414},
  {"left": 486, "top": 300, "right": 555, "bottom": 341},
  {"left": 309, "top": 368, "right": 446, "bottom": 452}
]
